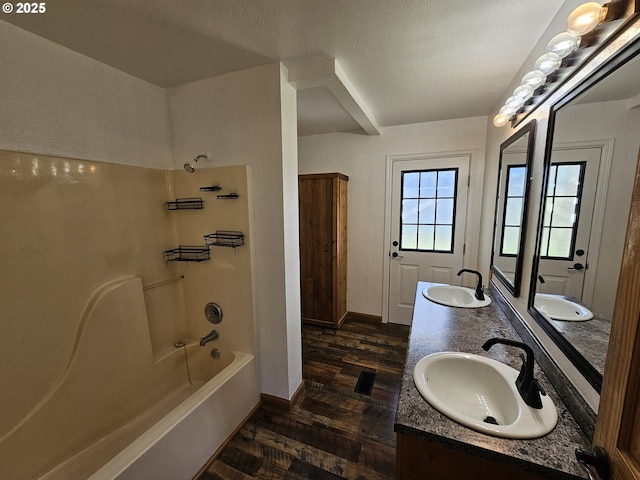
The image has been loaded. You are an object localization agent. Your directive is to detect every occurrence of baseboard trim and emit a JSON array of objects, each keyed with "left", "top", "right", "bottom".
[
  {"left": 346, "top": 311, "right": 383, "bottom": 323},
  {"left": 260, "top": 381, "right": 305, "bottom": 411},
  {"left": 192, "top": 401, "right": 262, "bottom": 479}
]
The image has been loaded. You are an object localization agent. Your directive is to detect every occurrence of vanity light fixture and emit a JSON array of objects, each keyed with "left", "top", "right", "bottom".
[{"left": 493, "top": 1, "right": 618, "bottom": 128}]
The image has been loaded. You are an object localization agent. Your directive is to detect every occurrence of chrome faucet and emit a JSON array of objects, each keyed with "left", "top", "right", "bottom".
[
  {"left": 482, "top": 337, "right": 546, "bottom": 409},
  {"left": 456, "top": 269, "right": 484, "bottom": 300},
  {"left": 199, "top": 329, "right": 219, "bottom": 347}
]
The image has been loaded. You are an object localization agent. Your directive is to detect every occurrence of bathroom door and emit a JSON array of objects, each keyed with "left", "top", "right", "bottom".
[{"left": 388, "top": 155, "right": 469, "bottom": 325}]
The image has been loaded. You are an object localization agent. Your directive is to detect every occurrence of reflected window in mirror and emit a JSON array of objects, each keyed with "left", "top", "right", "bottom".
[
  {"left": 540, "top": 162, "right": 586, "bottom": 259},
  {"left": 491, "top": 121, "right": 536, "bottom": 297},
  {"left": 529, "top": 40, "right": 640, "bottom": 392}
]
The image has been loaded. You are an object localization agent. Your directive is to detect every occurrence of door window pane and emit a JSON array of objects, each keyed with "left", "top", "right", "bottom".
[
  {"left": 502, "top": 227, "right": 520, "bottom": 255},
  {"left": 402, "top": 199, "right": 419, "bottom": 224},
  {"left": 507, "top": 167, "right": 526, "bottom": 197},
  {"left": 435, "top": 198, "right": 454, "bottom": 224},
  {"left": 418, "top": 225, "right": 435, "bottom": 250},
  {"left": 504, "top": 197, "right": 523, "bottom": 226},
  {"left": 400, "top": 168, "right": 458, "bottom": 252},
  {"left": 402, "top": 224, "right": 418, "bottom": 249}
]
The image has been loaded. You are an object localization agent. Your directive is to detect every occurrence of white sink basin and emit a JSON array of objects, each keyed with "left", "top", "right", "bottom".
[
  {"left": 413, "top": 352, "right": 557, "bottom": 439},
  {"left": 422, "top": 285, "right": 491, "bottom": 308},
  {"left": 535, "top": 294, "right": 593, "bottom": 322}
]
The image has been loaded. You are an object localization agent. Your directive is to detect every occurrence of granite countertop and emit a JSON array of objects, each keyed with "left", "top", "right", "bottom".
[{"left": 394, "top": 282, "right": 591, "bottom": 479}]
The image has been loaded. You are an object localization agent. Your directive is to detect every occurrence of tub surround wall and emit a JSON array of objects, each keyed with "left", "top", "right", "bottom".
[
  {"left": 168, "top": 165, "right": 257, "bottom": 357},
  {"left": 0, "top": 150, "right": 258, "bottom": 478},
  {"left": 0, "top": 151, "right": 179, "bottom": 439}
]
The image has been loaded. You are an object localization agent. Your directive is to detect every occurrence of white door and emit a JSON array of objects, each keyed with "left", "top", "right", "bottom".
[
  {"left": 537, "top": 147, "right": 601, "bottom": 300},
  {"left": 388, "top": 156, "right": 470, "bottom": 325}
]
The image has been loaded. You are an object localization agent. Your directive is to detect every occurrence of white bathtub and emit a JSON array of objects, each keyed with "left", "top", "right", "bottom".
[
  {"left": 92, "top": 350, "right": 258, "bottom": 480},
  {"left": 38, "top": 350, "right": 258, "bottom": 480}
]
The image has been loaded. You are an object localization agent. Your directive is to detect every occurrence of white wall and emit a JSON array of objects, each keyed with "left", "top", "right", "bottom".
[
  {"left": 0, "top": 21, "right": 172, "bottom": 168},
  {"left": 554, "top": 100, "right": 639, "bottom": 318},
  {"left": 279, "top": 65, "right": 304, "bottom": 398},
  {"left": 298, "top": 116, "right": 488, "bottom": 319},
  {"left": 167, "top": 63, "right": 302, "bottom": 400}
]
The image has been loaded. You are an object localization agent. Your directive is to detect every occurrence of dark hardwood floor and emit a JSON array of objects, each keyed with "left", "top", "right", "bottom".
[{"left": 198, "top": 320, "right": 410, "bottom": 479}]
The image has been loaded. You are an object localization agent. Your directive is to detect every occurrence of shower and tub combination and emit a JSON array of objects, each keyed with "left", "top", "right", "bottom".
[
  {"left": 0, "top": 277, "right": 259, "bottom": 480},
  {"left": 0, "top": 155, "right": 259, "bottom": 480}
]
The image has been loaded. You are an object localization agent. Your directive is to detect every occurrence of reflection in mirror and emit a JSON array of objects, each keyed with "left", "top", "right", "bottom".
[
  {"left": 530, "top": 41, "right": 640, "bottom": 391},
  {"left": 492, "top": 122, "right": 536, "bottom": 297}
]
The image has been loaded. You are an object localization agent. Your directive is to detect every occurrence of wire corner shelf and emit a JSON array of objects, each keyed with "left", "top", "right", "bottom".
[
  {"left": 163, "top": 245, "right": 211, "bottom": 264},
  {"left": 199, "top": 185, "right": 222, "bottom": 192},
  {"left": 165, "top": 197, "right": 204, "bottom": 210},
  {"left": 204, "top": 230, "right": 245, "bottom": 249},
  {"left": 216, "top": 193, "right": 239, "bottom": 200}
]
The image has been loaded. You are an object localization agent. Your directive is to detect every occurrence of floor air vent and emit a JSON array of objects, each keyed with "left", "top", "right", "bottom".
[{"left": 354, "top": 371, "right": 377, "bottom": 396}]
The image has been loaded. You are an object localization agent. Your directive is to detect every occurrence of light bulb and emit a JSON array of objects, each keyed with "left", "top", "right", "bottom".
[
  {"left": 500, "top": 105, "right": 517, "bottom": 116},
  {"left": 534, "top": 52, "right": 562, "bottom": 75},
  {"left": 493, "top": 113, "right": 511, "bottom": 127},
  {"left": 513, "top": 84, "right": 534, "bottom": 103},
  {"left": 521, "top": 70, "right": 547, "bottom": 90},
  {"left": 547, "top": 32, "right": 581, "bottom": 58},
  {"left": 505, "top": 96, "right": 525, "bottom": 112},
  {"left": 567, "top": 2, "right": 606, "bottom": 36}
]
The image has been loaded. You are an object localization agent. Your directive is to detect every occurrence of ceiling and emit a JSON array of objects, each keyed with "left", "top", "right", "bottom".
[{"left": 3, "top": 0, "right": 567, "bottom": 136}]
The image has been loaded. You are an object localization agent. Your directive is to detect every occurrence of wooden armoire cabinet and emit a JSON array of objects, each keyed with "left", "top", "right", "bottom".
[{"left": 298, "top": 173, "right": 348, "bottom": 328}]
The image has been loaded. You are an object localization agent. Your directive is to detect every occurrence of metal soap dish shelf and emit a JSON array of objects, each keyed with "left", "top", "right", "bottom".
[
  {"left": 204, "top": 230, "right": 245, "bottom": 248},
  {"left": 166, "top": 197, "right": 204, "bottom": 210},
  {"left": 164, "top": 245, "right": 211, "bottom": 263},
  {"left": 199, "top": 185, "right": 222, "bottom": 192},
  {"left": 216, "top": 193, "right": 239, "bottom": 200}
]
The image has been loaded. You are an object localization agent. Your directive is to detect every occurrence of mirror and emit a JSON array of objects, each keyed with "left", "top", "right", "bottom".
[
  {"left": 530, "top": 39, "right": 640, "bottom": 392},
  {"left": 491, "top": 122, "right": 536, "bottom": 297}
]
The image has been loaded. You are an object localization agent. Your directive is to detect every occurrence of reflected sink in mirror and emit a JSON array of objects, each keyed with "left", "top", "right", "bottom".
[
  {"left": 422, "top": 285, "right": 491, "bottom": 308},
  {"left": 413, "top": 352, "right": 557, "bottom": 439},
  {"left": 535, "top": 294, "right": 593, "bottom": 322}
]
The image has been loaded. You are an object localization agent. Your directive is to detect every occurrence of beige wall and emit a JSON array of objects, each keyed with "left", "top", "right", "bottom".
[
  {"left": 0, "top": 150, "right": 257, "bottom": 477},
  {"left": 0, "top": 152, "right": 177, "bottom": 440}
]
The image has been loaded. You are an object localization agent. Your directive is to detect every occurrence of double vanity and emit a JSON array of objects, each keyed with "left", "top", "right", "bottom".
[{"left": 394, "top": 282, "right": 591, "bottom": 479}]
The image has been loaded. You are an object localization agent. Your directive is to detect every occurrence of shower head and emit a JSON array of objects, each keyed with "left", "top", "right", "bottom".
[{"left": 183, "top": 154, "right": 209, "bottom": 173}]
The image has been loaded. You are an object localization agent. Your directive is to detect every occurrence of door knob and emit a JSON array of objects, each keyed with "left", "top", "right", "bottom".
[
  {"left": 392, "top": 252, "right": 404, "bottom": 259},
  {"left": 568, "top": 263, "right": 585, "bottom": 270}
]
